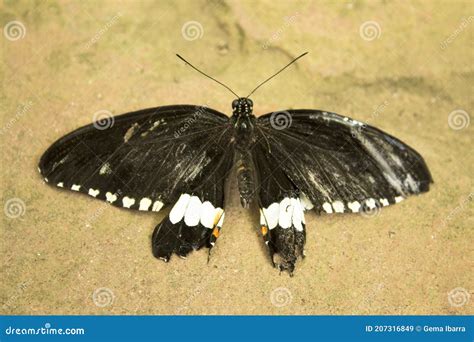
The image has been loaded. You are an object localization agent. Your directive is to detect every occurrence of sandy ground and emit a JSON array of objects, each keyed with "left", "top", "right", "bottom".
[{"left": 1, "top": 1, "right": 473, "bottom": 315}]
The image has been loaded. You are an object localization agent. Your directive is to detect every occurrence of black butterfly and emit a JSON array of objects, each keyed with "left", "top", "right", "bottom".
[{"left": 39, "top": 53, "right": 432, "bottom": 275}]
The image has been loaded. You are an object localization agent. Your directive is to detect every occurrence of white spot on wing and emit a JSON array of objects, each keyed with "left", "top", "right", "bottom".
[
  {"left": 348, "top": 201, "right": 361, "bottom": 213},
  {"left": 365, "top": 198, "right": 376, "bottom": 210},
  {"left": 322, "top": 202, "right": 333, "bottom": 213},
  {"left": 299, "top": 192, "right": 314, "bottom": 210},
  {"left": 169, "top": 194, "right": 191, "bottom": 224},
  {"left": 279, "top": 197, "right": 293, "bottom": 229},
  {"left": 139, "top": 198, "right": 152, "bottom": 211},
  {"left": 57, "top": 182, "right": 64, "bottom": 188},
  {"left": 332, "top": 201, "right": 344, "bottom": 213},
  {"left": 395, "top": 196, "right": 404, "bottom": 203},
  {"left": 99, "top": 162, "right": 112, "bottom": 175},
  {"left": 122, "top": 196, "right": 135, "bottom": 208},
  {"left": 184, "top": 196, "right": 202, "bottom": 227},
  {"left": 71, "top": 184, "right": 81, "bottom": 191},
  {"left": 307, "top": 171, "right": 331, "bottom": 199},
  {"left": 380, "top": 198, "right": 389, "bottom": 206},
  {"left": 88, "top": 188, "right": 100, "bottom": 197},
  {"left": 263, "top": 202, "right": 280, "bottom": 229},
  {"left": 200, "top": 201, "right": 215, "bottom": 229},
  {"left": 124, "top": 123, "right": 139, "bottom": 143},
  {"left": 403, "top": 174, "right": 419, "bottom": 192},
  {"left": 390, "top": 153, "right": 404, "bottom": 167},
  {"left": 291, "top": 198, "right": 305, "bottom": 232},
  {"left": 150, "top": 120, "right": 161, "bottom": 131},
  {"left": 152, "top": 201, "right": 164, "bottom": 212},
  {"left": 106, "top": 192, "right": 117, "bottom": 203}
]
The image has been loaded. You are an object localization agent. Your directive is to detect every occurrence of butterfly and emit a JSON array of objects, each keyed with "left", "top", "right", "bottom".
[{"left": 38, "top": 53, "right": 432, "bottom": 275}]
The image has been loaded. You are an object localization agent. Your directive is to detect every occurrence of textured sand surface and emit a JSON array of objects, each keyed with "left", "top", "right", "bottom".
[{"left": 1, "top": 1, "right": 473, "bottom": 315}]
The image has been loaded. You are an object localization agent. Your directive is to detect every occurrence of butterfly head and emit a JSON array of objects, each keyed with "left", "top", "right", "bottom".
[{"left": 232, "top": 98, "right": 253, "bottom": 116}]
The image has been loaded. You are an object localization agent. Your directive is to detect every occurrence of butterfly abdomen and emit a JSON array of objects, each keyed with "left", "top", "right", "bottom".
[
  {"left": 235, "top": 150, "right": 256, "bottom": 208},
  {"left": 232, "top": 112, "right": 258, "bottom": 209}
]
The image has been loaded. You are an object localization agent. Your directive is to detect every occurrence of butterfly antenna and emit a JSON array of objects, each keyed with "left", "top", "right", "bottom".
[
  {"left": 176, "top": 54, "right": 240, "bottom": 98},
  {"left": 246, "top": 52, "right": 308, "bottom": 98}
]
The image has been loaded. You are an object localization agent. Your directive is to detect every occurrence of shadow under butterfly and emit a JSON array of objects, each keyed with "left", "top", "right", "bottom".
[{"left": 38, "top": 52, "right": 433, "bottom": 275}]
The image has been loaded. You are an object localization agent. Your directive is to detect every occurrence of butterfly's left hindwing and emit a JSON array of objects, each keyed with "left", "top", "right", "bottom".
[
  {"left": 256, "top": 110, "right": 433, "bottom": 215},
  {"left": 39, "top": 105, "right": 233, "bottom": 212}
]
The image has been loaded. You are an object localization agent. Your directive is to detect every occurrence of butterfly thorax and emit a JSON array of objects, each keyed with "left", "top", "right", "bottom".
[{"left": 231, "top": 98, "right": 258, "bottom": 208}]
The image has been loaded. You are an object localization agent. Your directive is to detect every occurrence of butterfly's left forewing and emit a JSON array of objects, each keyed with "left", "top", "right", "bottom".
[{"left": 39, "top": 105, "right": 231, "bottom": 211}]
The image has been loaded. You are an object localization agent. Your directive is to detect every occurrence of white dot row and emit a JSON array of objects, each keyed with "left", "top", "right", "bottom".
[
  {"left": 53, "top": 181, "right": 164, "bottom": 212},
  {"left": 320, "top": 196, "right": 404, "bottom": 214}
]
